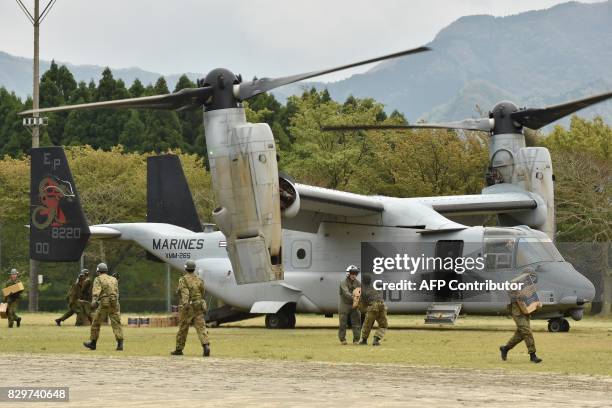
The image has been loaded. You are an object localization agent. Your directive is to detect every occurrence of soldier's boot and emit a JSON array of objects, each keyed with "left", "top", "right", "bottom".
[
  {"left": 55, "top": 318, "right": 62, "bottom": 327},
  {"left": 203, "top": 343, "right": 211, "bottom": 357},
  {"left": 359, "top": 338, "right": 368, "bottom": 345},
  {"left": 16, "top": 317, "right": 21, "bottom": 327},
  {"left": 340, "top": 339, "right": 347, "bottom": 345},
  {"left": 373, "top": 336, "right": 381, "bottom": 346},
  {"left": 170, "top": 349, "right": 184, "bottom": 356},
  {"left": 83, "top": 340, "right": 97, "bottom": 350},
  {"left": 116, "top": 339, "right": 123, "bottom": 351},
  {"left": 8, "top": 322, "right": 13, "bottom": 328},
  {"left": 529, "top": 352, "right": 542, "bottom": 364},
  {"left": 499, "top": 346, "right": 509, "bottom": 361}
]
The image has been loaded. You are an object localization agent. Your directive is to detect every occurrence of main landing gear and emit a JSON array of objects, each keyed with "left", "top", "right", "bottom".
[
  {"left": 547, "top": 318, "right": 570, "bottom": 332},
  {"left": 265, "top": 304, "right": 296, "bottom": 329}
]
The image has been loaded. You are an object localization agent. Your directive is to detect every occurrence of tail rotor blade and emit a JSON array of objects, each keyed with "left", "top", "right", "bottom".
[
  {"left": 238, "top": 46, "right": 431, "bottom": 100},
  {"left": 511, "top": 90, "right": 612, "bottom": 129}
]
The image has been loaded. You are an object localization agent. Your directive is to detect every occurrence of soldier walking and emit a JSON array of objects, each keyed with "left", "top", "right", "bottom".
[
  {"left": 338, "top": 265, "right": 361, "bottom": 345},
  {"left": 500, "top": 270, "right": 542, "bottom": 363},
  {"left": 3, "top": 269, "right": 23, "bottom": 328},
  {"left": 78, "top": 269, "right": 93, "bottom": 325},
  {"left": 55, "top": 273, "right": 84, "bottom": 326},
  {"left": 171, "top": 260, "right": 210, "bottom": 357},
  {"left": 359, "top": 275, "right": 388, "bottom": 346},
  {"left": 83, "top": 263, "right": 123, "bottom": 351}
]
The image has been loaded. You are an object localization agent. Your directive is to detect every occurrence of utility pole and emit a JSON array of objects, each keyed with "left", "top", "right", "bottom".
[{"left": 16, "top": 0, "right": 57, "bottom": 311}]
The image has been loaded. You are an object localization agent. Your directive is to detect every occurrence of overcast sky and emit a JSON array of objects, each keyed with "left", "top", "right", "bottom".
[{"left": 0, "top": 0, "right": 604, "bottom": 82}]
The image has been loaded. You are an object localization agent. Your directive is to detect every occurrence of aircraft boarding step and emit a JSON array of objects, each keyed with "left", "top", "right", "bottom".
[{"left": 424, "top": 303, "right": 462, "bottom": 324}]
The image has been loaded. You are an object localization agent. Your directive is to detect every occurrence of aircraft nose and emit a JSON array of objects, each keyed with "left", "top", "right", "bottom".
[{"left": 578, "top": 272, "right": 596, "bottom": 304}]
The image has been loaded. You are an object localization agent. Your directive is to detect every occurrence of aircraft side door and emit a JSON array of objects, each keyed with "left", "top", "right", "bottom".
[{"left": 434, "top": 240, "right": 464, "bottom": 301}]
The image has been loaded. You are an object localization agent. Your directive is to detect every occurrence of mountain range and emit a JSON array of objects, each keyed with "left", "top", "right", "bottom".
[{"left": 1, "top": 0, "right": 611, "bottom": 125}]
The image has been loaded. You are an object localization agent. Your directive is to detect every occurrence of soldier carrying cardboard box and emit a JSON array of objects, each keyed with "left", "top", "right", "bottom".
[
  {"left": 3, "top": 269, "right": 24, "bottom": 328},
  {"left": 500, "top": 267, "right": 543, "bottom": 363}
]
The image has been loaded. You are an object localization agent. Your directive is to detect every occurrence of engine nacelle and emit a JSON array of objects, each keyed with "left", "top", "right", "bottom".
[
  {"left": 497, "top": 147, "right": 555, "bottom": 239},
  {"left": 206, "top": 108, "right": 283, "bottom": 284},
  {"left": 279, "top": 174, "right": 300, "bottom": 218}
]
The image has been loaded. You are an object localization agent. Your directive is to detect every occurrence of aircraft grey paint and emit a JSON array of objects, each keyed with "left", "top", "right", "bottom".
[{"left": 89, "top": 188, "right": 595, "bottom": 332}]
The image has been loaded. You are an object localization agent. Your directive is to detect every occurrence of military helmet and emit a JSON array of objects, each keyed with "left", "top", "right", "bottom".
[
  {"left": 346, "top": 265, "right": 360, "bottom": 275},
  {"left": 96, "top": 263, "right": 108, "bottom": 273},
  {"left": 81, "top": 268, "right": 89, "bottom": 275},
  {"left": 185, "top": 260, "right": 196, "bottom": 272},
  {"left": 9, "top": 268, "right": 18, "bottom": 276}
]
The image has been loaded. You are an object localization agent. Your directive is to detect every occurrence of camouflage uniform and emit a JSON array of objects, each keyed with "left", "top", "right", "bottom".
[
  {"left": 360, "top": 280, "right": 388, "bottom": 343},
  {"left": 505, "top": 301, "right": 536, "bottom": 353},
  {"left": 79, "top": 275, "right": 93, "bottom": 324},
  {"left": 3, "top": 278, "right": 22, "bottom": 328},
  {"left": 57, "top": 281, "right": 81, "bottom": 324},
  {"left": 89, "top": 273, "right": 123, "bottom": 342},
  {"left": 338, "top": 276, "right": 361, "bottom": 343},
  {"left": 175, "top": 272, "right": 209, "bottom": 351}
]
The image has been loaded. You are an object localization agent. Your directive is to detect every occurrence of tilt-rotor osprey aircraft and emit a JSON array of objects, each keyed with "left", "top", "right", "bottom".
[{"left": 23, "top": 48, "right": 606, "bottom": 332}]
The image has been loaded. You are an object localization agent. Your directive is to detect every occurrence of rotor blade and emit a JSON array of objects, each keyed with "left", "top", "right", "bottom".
[
  {"left": 511, "top": 90, "right": 612, "bottom": 129},
  {"left": 322, "top": 118, "right": 493, "bottom": 132},
  {"left": 238, "top": 46, "right": 431, "bottom": 100},
  {"left": 20, "top": 86, "right": 213, "bottom": 115}
]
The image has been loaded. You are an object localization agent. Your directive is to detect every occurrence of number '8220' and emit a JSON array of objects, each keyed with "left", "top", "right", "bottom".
[{"left": 51, "top": 227, "right": 81, "bottom": 239}]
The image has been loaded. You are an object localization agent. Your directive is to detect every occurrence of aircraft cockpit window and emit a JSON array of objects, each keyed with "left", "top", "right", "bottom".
[
  {"left": 484, "top": 238, "right": 515, "bottom": 270},
  {"left": 516, "top": 238, "right": 564, "bottom": 267}
]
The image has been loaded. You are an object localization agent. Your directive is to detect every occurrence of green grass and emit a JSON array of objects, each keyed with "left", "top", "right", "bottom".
[{"left": 2, "top": 313, "right": 611, "bottom": 376}]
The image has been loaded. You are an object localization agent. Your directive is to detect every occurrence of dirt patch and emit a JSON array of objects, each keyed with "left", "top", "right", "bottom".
[{"left": 1, "top": 353, "right": 611, "bottom": 407}]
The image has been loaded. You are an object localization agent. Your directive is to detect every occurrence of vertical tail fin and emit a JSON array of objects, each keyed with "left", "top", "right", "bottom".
[
  {"left": 30, "top": 147, "right": 91, "bottom": 261},
  {"left": 147, "top": 154, "right": 203, "bottom": 232}
]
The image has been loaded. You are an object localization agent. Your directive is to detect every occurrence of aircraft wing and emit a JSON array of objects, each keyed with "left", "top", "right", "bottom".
[
  {"left": 294, "top": 183, "right": 384, "bottom": 217},
  {"left": 418, "top": 191, "right": 538, "bottom": 216}
]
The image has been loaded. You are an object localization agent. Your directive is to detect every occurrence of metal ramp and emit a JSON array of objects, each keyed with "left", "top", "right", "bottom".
[{"left": 425, "top": 303, "right": 462, "bottom": 324}]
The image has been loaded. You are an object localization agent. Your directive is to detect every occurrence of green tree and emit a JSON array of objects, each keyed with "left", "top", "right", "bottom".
[
  {"left": 0, "top": 88, "right": 29, "bottom": 157},
  {"left": 173, "top": 75, "right": 203, "bottom": 150}
]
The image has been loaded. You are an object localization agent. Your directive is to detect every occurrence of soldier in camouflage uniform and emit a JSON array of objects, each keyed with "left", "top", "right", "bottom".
[
  {"left": 79, "top": 269, "right": 93, "bottom": 324},
  {"left": 500, "top": 270, "right": 542, "bottom": 363},
  {"left": 359, "top": 275, "right": 388, "bottom": 346},
  {"left": 3, "top": 269, "right": 23, "bottom": 328},
  {"left": 338, "top": 265, "right": 361, "bottom": 345},
  {"left": 55, "top": 273, "right": 84, "bottom": 326},
  {"left": 83, "top": 263, "right": 124, "bottom": 351},
  {"left": 171, "top": 260, "right": 210, "bottom": 357}
]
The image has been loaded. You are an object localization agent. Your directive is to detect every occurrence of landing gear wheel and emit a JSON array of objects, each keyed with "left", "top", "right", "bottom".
[
  {"left": 547, "top": 319, "right": 562, "bottom": 333},
  {"left": 265, "top": 312, "right": 290, "bottom": 329},
  {"left": 560, "top": 318, "right": 570, "bottom": 332}
]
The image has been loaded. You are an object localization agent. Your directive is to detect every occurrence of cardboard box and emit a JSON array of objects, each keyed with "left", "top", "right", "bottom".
[
  {"left": 0, "top": 303, "right": 7, "bottom": 319},
  {"left": 2, "top": 282, "right": 24, "bottom": 298},
  {"left": 509, "top": 273, "right": 541, "bottom": 314},
  {"left": 352, "top": 287, "right": 361, "bottom": 309}
]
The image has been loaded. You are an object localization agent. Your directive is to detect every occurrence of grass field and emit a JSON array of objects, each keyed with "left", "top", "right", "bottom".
[{"left": 2, "top": 313, "right": 611, "bottom": 377}]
